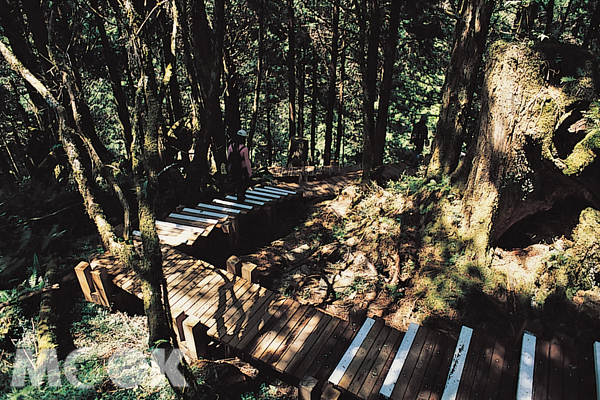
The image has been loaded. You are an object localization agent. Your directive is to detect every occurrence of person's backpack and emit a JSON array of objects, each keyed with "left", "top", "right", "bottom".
[{"left": 226, "top": 143, "right": 244, "bottom": 178}]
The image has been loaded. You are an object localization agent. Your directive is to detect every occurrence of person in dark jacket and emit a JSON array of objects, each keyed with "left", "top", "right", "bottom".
[
  {"left": 411, "top": 115, "right": 428, "bottom": 155},
  {"left": 227, "top": 129, "right": 252, "bottom": 202}
]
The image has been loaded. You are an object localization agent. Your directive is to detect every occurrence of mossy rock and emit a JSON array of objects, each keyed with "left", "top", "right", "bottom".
[{"left": 572, "top": 207, "right": 600, "bottom": 247}]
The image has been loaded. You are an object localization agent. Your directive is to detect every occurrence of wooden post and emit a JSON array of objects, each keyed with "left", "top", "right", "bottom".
[
  {"left": 226, "top": 255, "right": 242, "bottom": 276},
  {"left": 171, "top": 308, "right": 187, "bottom": 343},
  {"left": 320, "top": 384, "right": 341, "bottom": 400},
  {"left": 90, "top": 266, "right": 112, "bottom": 307},
  {"left": 182, "top": 315, "right": 208, "bottom": 359},
  {"left": 241, "top": 262, "right": 258, "bottom": 283},
  {"left": 299, "top": 375, "right": 319, "bottom": 400},
  {"left": 74, "top": 261, "right": 94, "bottom": 302}
]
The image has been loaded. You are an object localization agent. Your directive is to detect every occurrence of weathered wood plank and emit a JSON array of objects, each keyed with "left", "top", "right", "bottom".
[
  {"left": 402, "top": 329, "right": 442, "bottom": 400},
  {"left": 229, "top": 295, "right": 288, "bottom": 350},
  {"left": 413, "top": 332, "right": 451, "bottom": 400},
  {"left": 429, "top": 334, "right": 459, "bottom": 400},
  {"left": 240, "top": 298, "right": 296, "bottom": 352},
  {"left": 360, "top": 327, "right": 403, "bottom": 400},
  {"left": 481, "top": 340, "right": 507, "bottom": 400},
  {"left": 251, "top": 303, "right": 306, "bottom": 362},
  {"left": 517, "top": 333, "right": 537, "bottom": 400},
  {"left": 456, "top": 332, "right": 486, "bottom": 400},
  {"left": 279, "top": 312, "right": 335, "bottom": 375},
  {"left": 389, "top": 325, "right": 429, "bottom": 400},
  {"left": 329, "top": 318, "right": 377, "bottom": 386},
  {"left": 220, "top": 291, "right": 277, "bottom": 345},
  {"left": 312, "top": 320, "right": 361, "bottom": 383},
  {"left": 204, "top": 282, "right": 261, "bottom": 336},
  {"left": 562, "top": 346, "right": 579, "bottom": 400},
  {"left": 347, "top": 325, "right": 392, "bottom": 395},
  {"left": 440, "top": 326, "right": 473, "bottom": 400},
  {"left": 210, "top": 286, "right": 269, "bottom": 340},
  {"left": 266, "top": 308, "right": 320, "bottom": 366},
  {"left": 380, "top": 322, "right": 420, "bottom": 398},
  {"left": 291, "top": 319, "right": 347, "bottom": 380},
  {"left": 547, "top": 339, "right": 563, "bottom": 400},
  {"left": 467, "top": 336, "right": 495, "bottom": 399},
  {"left": 533, "top": 340, "right": 550, "bottom": 400},
  {"left": 496, "top": 344, "right": 521, "bottom": 400}
]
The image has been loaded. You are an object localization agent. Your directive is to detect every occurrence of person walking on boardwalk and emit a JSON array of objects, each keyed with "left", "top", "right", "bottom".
[
  {"left": 411, "top": 115, "right": 429, "bottom": 155},
  {"left": 227, "top": 129, "right": 252, "bottom": 202}
]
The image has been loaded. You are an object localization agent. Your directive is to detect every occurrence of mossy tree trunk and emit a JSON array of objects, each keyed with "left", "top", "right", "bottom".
[
  {"left": 427, "top": 0, "right": 495, "bottom": 180},
  {"left": 455, "top": 41, "right": 600, "bottom": 264}
]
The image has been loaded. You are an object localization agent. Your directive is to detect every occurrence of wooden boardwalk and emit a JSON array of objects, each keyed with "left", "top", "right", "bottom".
[{"left": 77, "top": 245, "right": 600, "bottom": 400}]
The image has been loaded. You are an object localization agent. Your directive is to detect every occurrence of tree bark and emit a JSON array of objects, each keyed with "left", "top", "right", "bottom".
[
  {"left": 456, "top": 41, "right": 600, "bottom": 264},
  {"left": 361, "top": 0, "right": 380, "bottom": 182},
  {"left": 310, "top": 57, "right": 318, "bottom": 165},
  {"left": 287, "top": 0, "right": 296, "bottom": 154},
  {"left": 324, "top": 0, "right": 340, "bottom": 166},
  {"left": 427, "top": 0, "right": 495, "bottom": 180},
  {"left": 249, "top": 0, "right": 265, "bottom": 152},
  {"left": 373, "top": 0, "right": 401, "bottom": 167},
  {"left": 334, "top": 45, "right": 346, "bottom": 163}
]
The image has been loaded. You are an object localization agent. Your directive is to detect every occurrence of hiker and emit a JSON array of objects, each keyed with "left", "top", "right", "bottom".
[
  {"left": 411, "top": 115, "right": 429, "bottom": 155},
  {"left": 227, "top": 129, "right": 252, "bottom": 202}
]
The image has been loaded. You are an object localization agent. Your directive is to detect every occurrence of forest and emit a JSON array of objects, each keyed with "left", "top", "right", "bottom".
[{"left": 2, "top": 0, "right": 600, "bottom": 398}]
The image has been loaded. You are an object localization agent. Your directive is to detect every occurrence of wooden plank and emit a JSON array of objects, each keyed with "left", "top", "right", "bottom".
[
  {"left": 156, "top": 219, "right": 205, "bottom": 233},
  {"left": 347, "top": 324, "right": 392, "bottom": 395},
  {"left": 533, "top": 340, "right": 550, "bottom": 400},
  {"left": 389, "top": 325, "right": 429, "bottom": 400},
  {"left": 310, "top": 319, "right": 362, "bottom": 382},
  {"left": 481, "top": 340, "right": 507, "bottom": 400},
  {"left": 239, "top": 297, "right": 296, "bottom": 352},
  {"left": 194, "top": 277, "right": 246, "bottom": 323},
  {"left": 196, "top": 202, "right": 241, "bottom": 215},
  {"left": 279, "top": 312, "right": 335, "bottom": 375},
  {"left": 402, "top": 329, "right": 443, "bottom": 400},
  {"left": 413, "top": 332, "right": 451, "bottom": 400},
  {"left": 261, "top": 186, "right": 297, "bottom": 195},
  {"left": 456, "top": 332, "right": 486, "bottom": 400},
  {"left": 440, "top": 326, "right": 474, "bottom": 400},
  {"left": 220, "top": 291, "right": 276, "bottom": 344},
  {"left": 579, "top": 345, "right": 597, "bottom": 399},
  {"left": 225, "top": 195, "right": 266, "bottom": 206},
  {"left": 204, "top": 281, "right": 259, "bottom": 334},
  {"left": 167, "top": 261, "right": 214, "bottom": 300},
  {"left": 547, "top": 339, "right": 563, "bottom": 400},
  {"left": 168, "top": 212, "right": 219, "bottom": 225},
  {"left": 266, "top": 308, "right": 320, "bottom": 366},
  {"left": 213, "top": 198, "right": 253, "bottom": 210},
  {"left": 466, "top": 336, "right": 493, "bottom": 399},
  {"left": 291, "top": 318, "right": 345, "bottom": 380},
  {"left": 429, "top": 334, "right": 458, "bottom": 400},
  {"left": 181, "top": 207, "right": 229, "bottom": 221},
  {"left": 248, "top": 189, "right": 282, "bottom": 199},
  {"left": 562, "top": 346, "right": 579, "bottom": 400},
  {"left": 210, "top": 285, "right": 269, "bottom": 340},
  {"left": 328, "top": 317, "right": 377, "bottom": 386},
  {"left": 380, "top": 322, "right": 420, "bottom": 398},
  {"left": 171, "top": 272, "right": 224, "bottom": 312},
  {"left": 516, "top": 333, "right": 537, "bottom": 400},
  {"left": 496, "top": 344, "right": 521, "bottom": 400},
  {"left": 200, "top": 279, "right": 253, "bottom": 330},
  {"left": 185, "top": 276, "right": 235, "bottom": 318},
  {"left": 361, "top": 328, "right": 403, "bottom": 400},
  {"left": 251, "top": 303, "right": 307, "bottom": 362},
  {"left": 229, "top": 295, "right": 288, "bottom": 350}
]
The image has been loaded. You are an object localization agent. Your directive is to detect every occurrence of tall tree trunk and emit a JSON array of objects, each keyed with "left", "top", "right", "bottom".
[
  {"left": 361, "top": 0, "right": 380, "bottom": 182},
  {"left": 310, "top": 58, "right": 318, "bottom": 165},
  {"left": 583, "top": 0, "right": 600, "bottom": 48},
  {"left": 334, "top": 45, "right": 346, "bottom": 163},
  {"left": 373, "top": 0, "right": 401, "bottom": 166},
  {"left": 249, "top": 0, "right": 265, "bottom": 152},
  {"left": 456, "top": 41, "right": 600, "bottom": 265},
  {"left": 427, "top": 0, "right": 495, "bottom": 180},
  {"left": 324, "top": 0, "right": 340, "bottom": 166},
  {"left": 545, "top": 0, "right": 555, "bottom": 35},
  {"left": 224, "top": 49, "right": 242, "bottom": 140},
  {"left": 287, "top": 0, "right": 296, "bottom": 160},
  {"left": 298, "top": 46, "right": 306, "bottom": 138}
]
